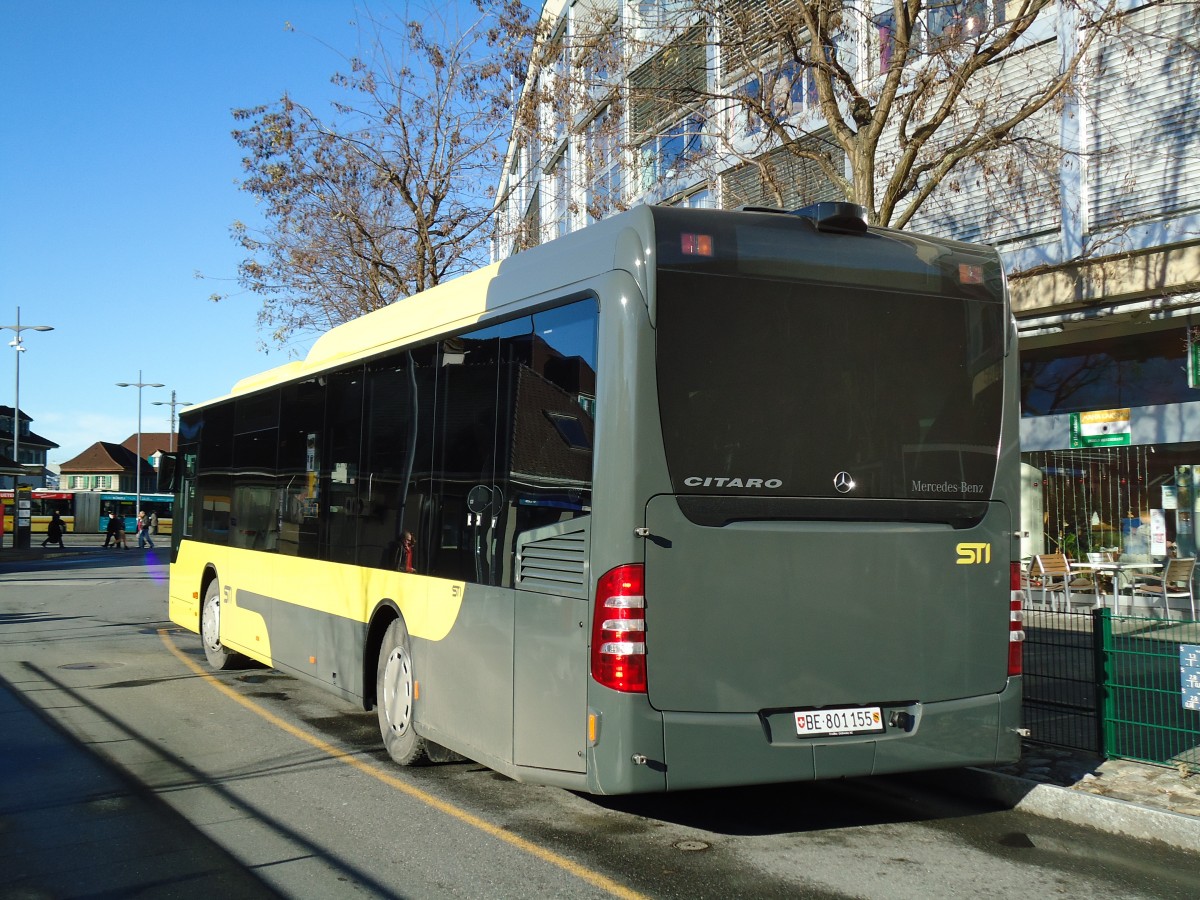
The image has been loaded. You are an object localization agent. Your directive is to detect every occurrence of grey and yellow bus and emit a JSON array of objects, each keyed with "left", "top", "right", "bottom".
[{"left": 168, "top": 203, "right": 1024, "bottom": 794}]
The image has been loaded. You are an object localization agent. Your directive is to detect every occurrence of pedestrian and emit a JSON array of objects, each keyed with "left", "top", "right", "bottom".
[
  {"left": 149, "top": 510, "right": 158, "bottom": 535},
  {"left": 103, "top": 510, "right": 119, "bottom": 548},
  {"left": 136, "top": 510, "right": 155, "bottom": 549},
  {"left": 399, "top": 531, "right": 416, "bottom": 572},
  {"left": 114, "top": 513, "right": 127, "bottom": 549},
  {"left": 42, "top": 511, "right": 66, "bottom": 549}
]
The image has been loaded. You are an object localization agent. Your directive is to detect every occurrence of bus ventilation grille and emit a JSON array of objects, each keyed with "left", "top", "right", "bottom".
[{"left": 516, "top": 522, "right": 590, "bottom": 598}]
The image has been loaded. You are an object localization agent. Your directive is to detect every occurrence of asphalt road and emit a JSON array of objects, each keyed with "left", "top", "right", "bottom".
[{"left": 2, "top": 550, "right": 1199, "bottom": 899}]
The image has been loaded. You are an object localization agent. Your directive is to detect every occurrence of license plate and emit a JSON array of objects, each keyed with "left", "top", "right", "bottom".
[{"left": 794, "top": 706, "right": 885, "bottom": 738}]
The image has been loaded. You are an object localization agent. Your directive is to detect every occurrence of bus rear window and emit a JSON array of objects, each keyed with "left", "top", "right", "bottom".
[{"left": 655, "top": 270, "right": 1005, "bottom": 505}]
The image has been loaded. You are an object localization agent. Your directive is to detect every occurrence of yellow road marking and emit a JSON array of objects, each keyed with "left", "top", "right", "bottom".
[{"left": 159, "top": 630, "right": 647, "bottom": 900}]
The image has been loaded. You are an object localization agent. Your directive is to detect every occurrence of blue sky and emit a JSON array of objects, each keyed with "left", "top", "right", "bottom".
[{"left": 0, "top": 1, "right": 394, "bottom": 466}]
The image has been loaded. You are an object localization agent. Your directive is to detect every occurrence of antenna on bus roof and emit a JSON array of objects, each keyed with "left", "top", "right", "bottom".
[{"left": 792, "top": 202, "right": 868, "bottom": 235}]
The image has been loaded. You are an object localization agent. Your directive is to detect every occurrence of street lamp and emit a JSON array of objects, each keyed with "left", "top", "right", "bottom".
[
  {"left": 151, "top": 390, "right": 193, "bottom": 452},
  {"left": 116, "top": 371, "right": 164, "bottom": 530},
  {"left": 1, "top": 307, "right": 53, "bottom": 549}
]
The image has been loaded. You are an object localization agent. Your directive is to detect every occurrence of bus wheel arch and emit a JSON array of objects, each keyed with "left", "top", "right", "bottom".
[
  {"left": 200, "top": 572, "right": 241, "bottom": 671},
  {"left": 363, "top": 601, "right": 401, "bottom": 711},
  {"left": 375, "top": 614, "right": 430, "bottom": 766}
]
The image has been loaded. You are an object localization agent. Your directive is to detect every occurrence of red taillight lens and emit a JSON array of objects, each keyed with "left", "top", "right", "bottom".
[{"left": 592, "top": 564, "right": 647, "bottom": 693}]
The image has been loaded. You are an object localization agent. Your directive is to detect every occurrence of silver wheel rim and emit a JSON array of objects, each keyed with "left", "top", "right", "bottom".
[
  {"left": 382, "top": 646, "right": 413, "bottom": 736},
  {"left": 202, "top": 593, "right": 221, "bottom": 653}
]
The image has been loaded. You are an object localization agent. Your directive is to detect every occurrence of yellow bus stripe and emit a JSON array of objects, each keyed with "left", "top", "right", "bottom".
[{"left": 159, "top": 629, "right": 647, "bottom": 900}]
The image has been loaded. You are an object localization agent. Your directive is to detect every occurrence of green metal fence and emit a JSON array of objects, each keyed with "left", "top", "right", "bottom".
[{"left": 1098, "top": 608, "right": 1200, "bottom": 772}]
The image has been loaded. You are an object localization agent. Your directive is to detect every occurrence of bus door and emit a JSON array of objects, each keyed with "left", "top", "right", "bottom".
[{"left": 512, "top": 515, "right": 589, "bottom": 773}]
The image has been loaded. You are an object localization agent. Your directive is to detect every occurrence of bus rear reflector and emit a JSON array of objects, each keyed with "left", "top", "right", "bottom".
[
  {"left": 592, "top": 564, "right": 647, "bottom": 693},
  {"left": 1008, "top": 594, "right": 1025, "bottom": 677}
]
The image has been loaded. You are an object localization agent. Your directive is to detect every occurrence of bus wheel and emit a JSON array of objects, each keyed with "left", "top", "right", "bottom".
[
  {"left": 201, "top": 580, "right": 238, "bottom": 671},
  {"left": 376, "top": 619, "right": 429, "bottom": 765}
]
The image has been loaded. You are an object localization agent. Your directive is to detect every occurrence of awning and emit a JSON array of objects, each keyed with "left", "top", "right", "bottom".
[{"left": 1016, "top": 291, "right": 1200, "bottom": 338}]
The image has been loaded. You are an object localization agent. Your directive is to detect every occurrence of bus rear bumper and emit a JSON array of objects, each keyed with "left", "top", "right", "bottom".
[{"left": 660, "top": 679, "right": 1021, "bottom": 791}]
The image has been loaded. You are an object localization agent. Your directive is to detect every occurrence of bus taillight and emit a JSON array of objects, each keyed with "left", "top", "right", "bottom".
[
  {"left": 592, "top": 564, "right": 647, "bottom": 693},
  {"left": 1008, "top": 563, "right": 1025, "bottom": 676}
]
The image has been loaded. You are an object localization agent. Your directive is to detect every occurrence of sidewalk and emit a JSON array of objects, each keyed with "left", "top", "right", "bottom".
[
  {"left": 933, "top": 743, "right": 1200, "bottom": 853},
  {"left": 0, "top": 677, "right": 282, "bottom": 899}
]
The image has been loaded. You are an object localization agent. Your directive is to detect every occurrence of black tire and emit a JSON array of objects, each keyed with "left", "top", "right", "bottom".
[
  {"left": 200, "top": 579, "right": 239, "bottom": 670},
  {"left": 376, "top": 618, "right": 429, "bottom": 765}
]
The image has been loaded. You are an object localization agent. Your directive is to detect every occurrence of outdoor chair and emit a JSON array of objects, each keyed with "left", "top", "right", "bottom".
[
  {"left": 1085, "top": 551, "right": 1115, "bottom": 597},
  {"left": 1031, "top": 552, "right": 1097, "bottom": 612},
  {"left": 1131, "top": 557, "right": 1197, "bottom": 619}
]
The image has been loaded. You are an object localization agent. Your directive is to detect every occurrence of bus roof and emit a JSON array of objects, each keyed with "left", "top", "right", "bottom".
[
  {"left": 195, "top": 207, "right": 660, "bottom": 411},
  {"left": 191, "top": 204, "right": 1001, "bottom": 414}
]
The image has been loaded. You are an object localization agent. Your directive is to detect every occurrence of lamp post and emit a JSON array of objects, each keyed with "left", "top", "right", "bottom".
[
  {"left": 1, "top": 307, "right": 54, "bottom": 549},
  {"left": 116, "top": 371, "right": 164, "bottom": 529},
  {"left": 151, "top": 390, "right": 193, "bottom": 452}
]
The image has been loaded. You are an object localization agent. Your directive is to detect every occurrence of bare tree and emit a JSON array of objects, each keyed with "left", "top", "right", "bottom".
[
  {"left": 219, "top": 2, "right": 532, "bottom": 350},
  {"left": 507, "top": 0, "right": 1198, "bottom": 243}
]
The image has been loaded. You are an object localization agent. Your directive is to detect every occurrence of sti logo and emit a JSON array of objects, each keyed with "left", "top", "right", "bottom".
[{"left": 956, "top": 543, "right": 992, "bottom": 565}]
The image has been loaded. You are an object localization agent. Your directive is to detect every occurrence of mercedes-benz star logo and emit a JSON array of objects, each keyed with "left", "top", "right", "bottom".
[{"left": 833, "top": 471, "right": 856, "bottom": 494}]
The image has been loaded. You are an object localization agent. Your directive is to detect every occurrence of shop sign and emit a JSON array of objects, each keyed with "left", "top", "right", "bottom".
[
  {"left": 1069, "top": 408, "right": 1131, "bottom": 448},
  {"left": 1150, "top": 509, "right": 1168, "bottom": 556}
]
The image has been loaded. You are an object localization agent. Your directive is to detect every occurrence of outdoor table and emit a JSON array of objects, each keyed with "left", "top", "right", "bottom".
[{"left": 1072, "top": 560, "right": 1161, "bottom": 613}]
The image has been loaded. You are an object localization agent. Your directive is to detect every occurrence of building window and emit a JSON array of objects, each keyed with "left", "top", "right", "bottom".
[
  {"left": 673, "top": 187, "right": 714, "bottom": 208},
  {"left": 543, "top": 154, "right": 570, "bottom": 241},
  {"left": 637, "top": 0, "right": 693, "bottom": 33},
  {"left": 875, "top": 0, "right": 1001, "bottom": 72},
  {"left": 875, "top": 9, "right": 900, "bottom": 73},
  {"left": 640, "top": 114, "right": 704, "bottom": 190},
  {"left": 584, "top": 107, "right": 622, "bottom": 221},
  {"left": 1020, "top": 328, "right": 1192, "bottom": 417},
  {"left": 741, "top": 60, "right": 817, "bottom": 135},
  {"left": 927, "top": 0, "right": 989, "bottom": 45}
]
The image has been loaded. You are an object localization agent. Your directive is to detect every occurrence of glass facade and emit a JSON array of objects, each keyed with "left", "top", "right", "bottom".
[
  {"left": 1023, "top": 443, "right": 1200, "bottom": 561},
  {"left": 1020, "top": 328, "right": 1192, "bottom": 416},
  {"left": 1021, "top": 325, "right": 1200, "bottom": 564}
]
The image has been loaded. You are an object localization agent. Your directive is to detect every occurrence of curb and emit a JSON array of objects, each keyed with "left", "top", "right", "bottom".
[{"left": 958, "top": 767, "right": 1200, "bottom": 853}]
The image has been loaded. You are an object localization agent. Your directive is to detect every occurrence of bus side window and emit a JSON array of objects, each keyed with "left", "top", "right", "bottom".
[
  {"left": 277, "top": 379, "right": 324, "bottom": 559},
  {"left": 319, "top": 368, "right": 365, "bottom": 565},
  {"left": 427, "top": 332, "right": 503, "bottom": 582},
  {"left": 497, "top": 299, "right": 598, "bottom": 585},
  {"left": 197, "top": 403, "right": 234, "bottom": 546}
]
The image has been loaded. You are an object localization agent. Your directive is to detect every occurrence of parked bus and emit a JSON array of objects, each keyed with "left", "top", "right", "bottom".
[
  {"left": 90, "top": 492, "right": 174, "bottom": 536},
  {"left": 0, "top": 490, "right": 175, "bottom": 536},
  {"left": 1, "top": 490, "right": 76, "bottom": 534},
  {"left": 167, "top": 203, "right": 1024, "bottom": 794}
]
